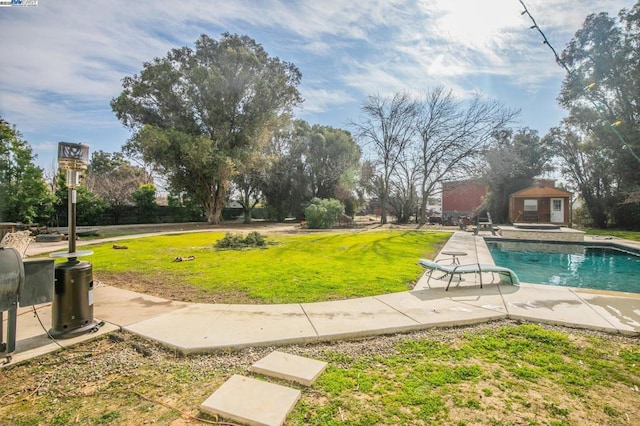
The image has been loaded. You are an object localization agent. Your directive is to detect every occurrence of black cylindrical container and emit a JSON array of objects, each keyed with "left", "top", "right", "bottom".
[{"left": 49, "top": 260, "right": 97, "bottom": 339}]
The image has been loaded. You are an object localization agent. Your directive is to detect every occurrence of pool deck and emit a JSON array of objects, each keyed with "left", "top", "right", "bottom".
[{"left": 4, "top": 229, "right": 640, "bottom": 366}]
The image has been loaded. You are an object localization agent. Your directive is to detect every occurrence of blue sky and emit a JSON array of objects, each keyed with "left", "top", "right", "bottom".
[{"left": 0, "top": 0, "right": 634, "bottom": 170}]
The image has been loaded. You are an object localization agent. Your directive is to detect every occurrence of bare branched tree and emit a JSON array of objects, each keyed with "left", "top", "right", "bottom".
[
  {"left": 415, "top": 87, "right": 517, "bottom": 224},
  {"left": 352, "top": 92, "right": 418, "bottom": 224},
  {"left": 388, "top": 152, "right": 421, "bottom": 224},
  {"left": 85, "top": 151, "right": 152, "bottom": 224}
]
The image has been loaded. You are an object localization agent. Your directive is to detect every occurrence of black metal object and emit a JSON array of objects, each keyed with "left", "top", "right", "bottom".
[
  {"left": 49, "top": 141, "right": 97, "bottom": 339},
  {"left": 57, "top": 142, "right": 89, "bottom": 173},
  {"left": 49, "top": 260, "right": 97, "bottom": 339}
]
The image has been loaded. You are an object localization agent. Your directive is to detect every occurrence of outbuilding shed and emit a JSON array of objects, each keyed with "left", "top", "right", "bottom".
[{"left": 509, "top": 185, "right": 572, "bottom": 224}]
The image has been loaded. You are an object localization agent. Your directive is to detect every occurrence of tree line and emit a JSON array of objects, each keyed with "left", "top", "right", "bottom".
[
  {"left": 0, "top": 122, "right": 160, "bottom": 227},
  {"left": 1, "top": 2, "right": 639, "bottom": 229}
]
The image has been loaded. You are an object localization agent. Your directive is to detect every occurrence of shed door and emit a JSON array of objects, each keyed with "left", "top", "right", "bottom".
[{"left": 550, "top": 198, "right": 564, "bottom": 223}]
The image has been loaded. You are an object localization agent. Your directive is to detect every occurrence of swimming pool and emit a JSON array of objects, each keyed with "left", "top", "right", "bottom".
[{"left": 486, "top": 240, "right": 640, "bottom": 293}]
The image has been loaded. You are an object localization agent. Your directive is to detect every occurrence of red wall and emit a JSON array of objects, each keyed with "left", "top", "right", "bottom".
[{"left": 442, "top": 180, "right": 487, "bottom": 214}]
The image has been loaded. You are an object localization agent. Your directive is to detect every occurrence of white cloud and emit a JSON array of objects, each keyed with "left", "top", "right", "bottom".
[
  {"left": 0, "top": 0, "right": 634, "bottom": 160},
  {"left": 31, "top": 141, "right": 57, "bottom": 153},
  {"left": 332, "top": 0, "right": 632, "bottom": 101},
  {"left": 297, "top": 85, "right": 356, "bottom": 114},
  {"left": 423, "top": 0, "right": 522, "bottom": 49}
]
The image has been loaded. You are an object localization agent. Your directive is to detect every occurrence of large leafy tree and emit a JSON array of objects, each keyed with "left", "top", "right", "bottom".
[
  {"left": 259, "top": 120, "right": 360, "bottom": 221},
  {"left": 484, "top": 128, "right": 554, "bottom": 223},
  {"left": 0, "top": 118, "right": 52, "bottom": 224},
  {"left": 112, "top": 33, "right": 302, "bottom": 224},
  {"left": 300, "top": 121, "right": 361, "bottom": 200},
  {"left": 260, "top": 124, "right": 309, "bottom": 221},
  {"left": 545, "top": 126, "right": 618, "bottom": 228},
  {"left": 555, "top": 3, "right": 640, "bottom": 227}
]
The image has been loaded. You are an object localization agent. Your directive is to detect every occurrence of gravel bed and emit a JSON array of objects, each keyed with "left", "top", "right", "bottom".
[
  {"left": 24, "top": 319, "right": 634, "bottom": 379},
  {"left": 3, "top": 318, "right": 638, "bottom": 425}
]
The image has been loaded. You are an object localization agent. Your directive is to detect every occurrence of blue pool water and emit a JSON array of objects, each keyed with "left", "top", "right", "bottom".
[{"left": 486, "top": 241, "right": 640, "bottom": 293}]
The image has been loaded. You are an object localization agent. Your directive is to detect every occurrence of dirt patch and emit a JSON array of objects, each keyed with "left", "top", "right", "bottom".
[{"left": 95, "top": 271, "right": 263, "bottom": 304}]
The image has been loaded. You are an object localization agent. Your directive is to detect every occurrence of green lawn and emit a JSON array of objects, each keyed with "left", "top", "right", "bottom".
[
  {"left": 288, "top": 323, "right": 640, "bottom": 425},
  {"left": 585, "top": 229, "right": 640, "bottom": 242},
  {"left": 86, "top": 230, "right": 450, "bottom": 303}
]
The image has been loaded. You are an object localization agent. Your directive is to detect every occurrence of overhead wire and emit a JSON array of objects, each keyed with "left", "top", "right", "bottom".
[{"left": 518, "top": 0, "right": 640, "bottom": 163}]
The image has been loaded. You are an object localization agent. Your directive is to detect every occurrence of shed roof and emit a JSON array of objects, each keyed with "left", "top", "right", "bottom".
[{"left": 510, "top": 186, "right": 572, "bottom": 198}]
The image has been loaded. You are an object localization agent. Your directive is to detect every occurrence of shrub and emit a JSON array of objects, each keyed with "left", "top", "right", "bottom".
[
  {"left": 215, "top": 231, "right": 268, "bottom": 250},
  {"left": 343, "top": 197, "right": 356, "bottom": 218},
  {"left": 263, "top": 205, "right": 287, "bottom": 222},
  {"left": 612, "top": 201, "right": 640, "bottom": 229},
  {"left": 243, "top": 231, "right": 266, "bottom": 247},
  {"left": 572, "top": 205, "right": 594, "bottom": 228},
  {"left": 304, "top": 198, "right": 344, "bottom": 229}
]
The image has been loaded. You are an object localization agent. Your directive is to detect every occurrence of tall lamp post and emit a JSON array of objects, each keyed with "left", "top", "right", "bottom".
[{"left": 49, "top": 142, "right": 97, "bottom": 339}]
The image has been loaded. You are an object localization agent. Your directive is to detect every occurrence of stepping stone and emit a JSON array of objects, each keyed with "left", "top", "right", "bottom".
[
  {"left": 200, "top": 374, "right": 300, "bottom": 426},
  {"left": 250, "top": 350, "right": 328, "bottom": 386}
]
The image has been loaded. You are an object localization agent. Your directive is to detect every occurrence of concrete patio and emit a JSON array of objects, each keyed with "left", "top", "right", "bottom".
[{"left": 4, "top": 230, "right": 639, "bottom": 366}]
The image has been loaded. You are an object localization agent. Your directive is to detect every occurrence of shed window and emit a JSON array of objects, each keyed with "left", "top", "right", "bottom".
[{"left": 524, "top": 199, "right": 538, "bottom": 211}]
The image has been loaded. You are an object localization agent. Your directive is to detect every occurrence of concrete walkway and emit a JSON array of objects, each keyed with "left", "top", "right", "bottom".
[{"left": 5, "top": 230, "right": 640, "bottom": 365}]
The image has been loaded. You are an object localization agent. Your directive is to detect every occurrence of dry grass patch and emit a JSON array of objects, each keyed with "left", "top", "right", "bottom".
[{"left": 2, "top": 322, "right": 638, "bottom": 425}]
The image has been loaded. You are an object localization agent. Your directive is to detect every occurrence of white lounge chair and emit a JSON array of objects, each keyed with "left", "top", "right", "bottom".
[{"left": 418, "top": 259, "right": 519, "bottom": 291}]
